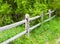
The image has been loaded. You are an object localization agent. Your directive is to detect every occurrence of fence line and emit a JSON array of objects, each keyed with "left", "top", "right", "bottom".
[
  {"left": 1, "top": 15, "right": 56, "bottom": 44},
  {"left": 0, "top": 10, "right": 54, "bottom": 32},
  {"left": 0, "top": 9, "right": 56, "bottom": 44}
]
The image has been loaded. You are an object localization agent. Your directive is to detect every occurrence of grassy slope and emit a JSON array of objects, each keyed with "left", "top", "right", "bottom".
[{"left": 0, "top": 17, "right": 60, "bottom": 44}]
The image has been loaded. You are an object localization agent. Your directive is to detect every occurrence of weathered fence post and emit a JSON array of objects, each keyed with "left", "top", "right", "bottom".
[
  {"left": 25, "top": 14, "right": 30, "bottom": 37},
  {"left": 48, "top": 9, "right": 51, "bottom": 18},
  {"left": 41, "top": 11, "right": 44, "bottom": 22}
]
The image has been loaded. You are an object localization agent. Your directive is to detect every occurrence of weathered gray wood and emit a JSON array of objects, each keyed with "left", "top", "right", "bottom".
[
  {"left": 51, "top": 10, "right": 55, "bottom": 13},
  {"left": 29, "top": 15, "right": 41, "bottom": 21},
  {"left": 29, "top": 23, "right": 41, "bottom": 31},
  {"left": 25, "top": 14, "right": 30, "bottom": 37},
  {"left": 0, "top": 20, "right": 26, "bottom": 32},
  {"left": 48, "top": 9, "right": 51, "bottom": 18}
]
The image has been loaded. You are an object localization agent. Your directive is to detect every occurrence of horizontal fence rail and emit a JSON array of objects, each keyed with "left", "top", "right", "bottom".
[
  {"left": 0, "top": 9, "right": 56, "bottom": 44},
  {"left": 0, "top": 20, "right": 26, "bottom": 32},
  {"left": 29, "top": 15, "right": 41, "bottom": 21}
]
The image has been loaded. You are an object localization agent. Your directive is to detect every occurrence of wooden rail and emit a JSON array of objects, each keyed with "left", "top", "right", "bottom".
[
  {"left": 0, "top": 20, "right": 26, "bottom": 32},
  {"left": 0, "top": 9, "right": 56, "bottom": 44}
]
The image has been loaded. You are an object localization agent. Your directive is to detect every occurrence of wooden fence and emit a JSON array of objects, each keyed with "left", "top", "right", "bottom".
[{"left": 0, "top": 9, "right": 56, "bottom": 44}]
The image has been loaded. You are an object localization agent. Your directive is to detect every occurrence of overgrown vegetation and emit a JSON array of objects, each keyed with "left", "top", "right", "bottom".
[{"left": 0, "top": 0, "right": 60, "bottom": 26}]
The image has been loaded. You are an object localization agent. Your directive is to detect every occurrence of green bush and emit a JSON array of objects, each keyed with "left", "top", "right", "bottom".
[
  {"left": 0, "top": 0, "right": 48, "bottom": 26},
  {"left": 1, "top": 0, "right": 60, "bottom": 26},
  {"left": 46, "top": 0, "right": 60, "bottom": 16},
  {"left": 0, "top": 2, "right": 12, "bottom": 15},
  {"left": 0, "top": 2, "right": 13, "bottom": 26},
  {"left": 15, "top": 0, "right": 48, "bottom": 16}
]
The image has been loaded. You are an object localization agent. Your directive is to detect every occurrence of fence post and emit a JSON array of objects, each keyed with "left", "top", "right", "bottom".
[
  {"left": 41, "top": 11, "right": 44, "bottom": 22},
  {"left": 48, "top": 9, "right": 51, "bottom": 18},
  {"left": 25, "top": 14, "right": 30, "bottom": 37},
  {"left": 53, "top": 10, "right": 57, "bottom": 16}
]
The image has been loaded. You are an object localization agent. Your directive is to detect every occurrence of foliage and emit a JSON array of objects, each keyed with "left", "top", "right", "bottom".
[
  {"left": 45, "top": 0, "right": 60, "bottom": 15},
  {"left": 0, "top": 3, "right": 12, "bottom": 15},
  {"left": 0, "top": 0, "right": 60, "bottom": 26},
  {"left": 0, "top": 0, "right": 2, "bottom": 3},
  {"left": 51, "top": 0, "right": 60, "bottom": 15},
  {"left": 0, "top": 0, "right": 48, "bottom": 26},
  {"left": 0, "top": 2, "right": 12, "bottom": 26},
  {"left": 15, "top": 0, "right": 48, "bottom": 16}
]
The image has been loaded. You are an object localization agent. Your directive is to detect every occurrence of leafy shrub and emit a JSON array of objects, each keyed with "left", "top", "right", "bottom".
[
  {"left": 0, "top": 2, "right": 12, "bottom": 15},
  {"left": 14, "top": 0, "right": 30, "bottom": 14},
  {"left": 2, "top": 0, "right": 60, "bottom": 26},
  {"left": 15, "top": 0, "right": 48, "bottom": 16},
  {"left": 0, "top": 2, "right": 13, "bottom": 26},
  {"left": 0, "top": 0, "right": 48, "bottom": 26},
  {"left": 47, "top": 0, "right": 60, "bottom": 16}
]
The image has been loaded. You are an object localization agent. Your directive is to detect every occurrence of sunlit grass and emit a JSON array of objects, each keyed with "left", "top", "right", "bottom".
[{"left": 0, "top": 25, "right": 25, "bottom": 43}]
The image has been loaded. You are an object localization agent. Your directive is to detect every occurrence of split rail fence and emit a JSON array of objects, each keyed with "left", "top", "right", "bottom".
[{"left": 0, "top": 9, "right": 56, "bottom": 44}]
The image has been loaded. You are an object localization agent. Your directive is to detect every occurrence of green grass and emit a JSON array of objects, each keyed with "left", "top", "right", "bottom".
[{"left": 0, "top": 17, "right": 60, "bottom": 44}]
